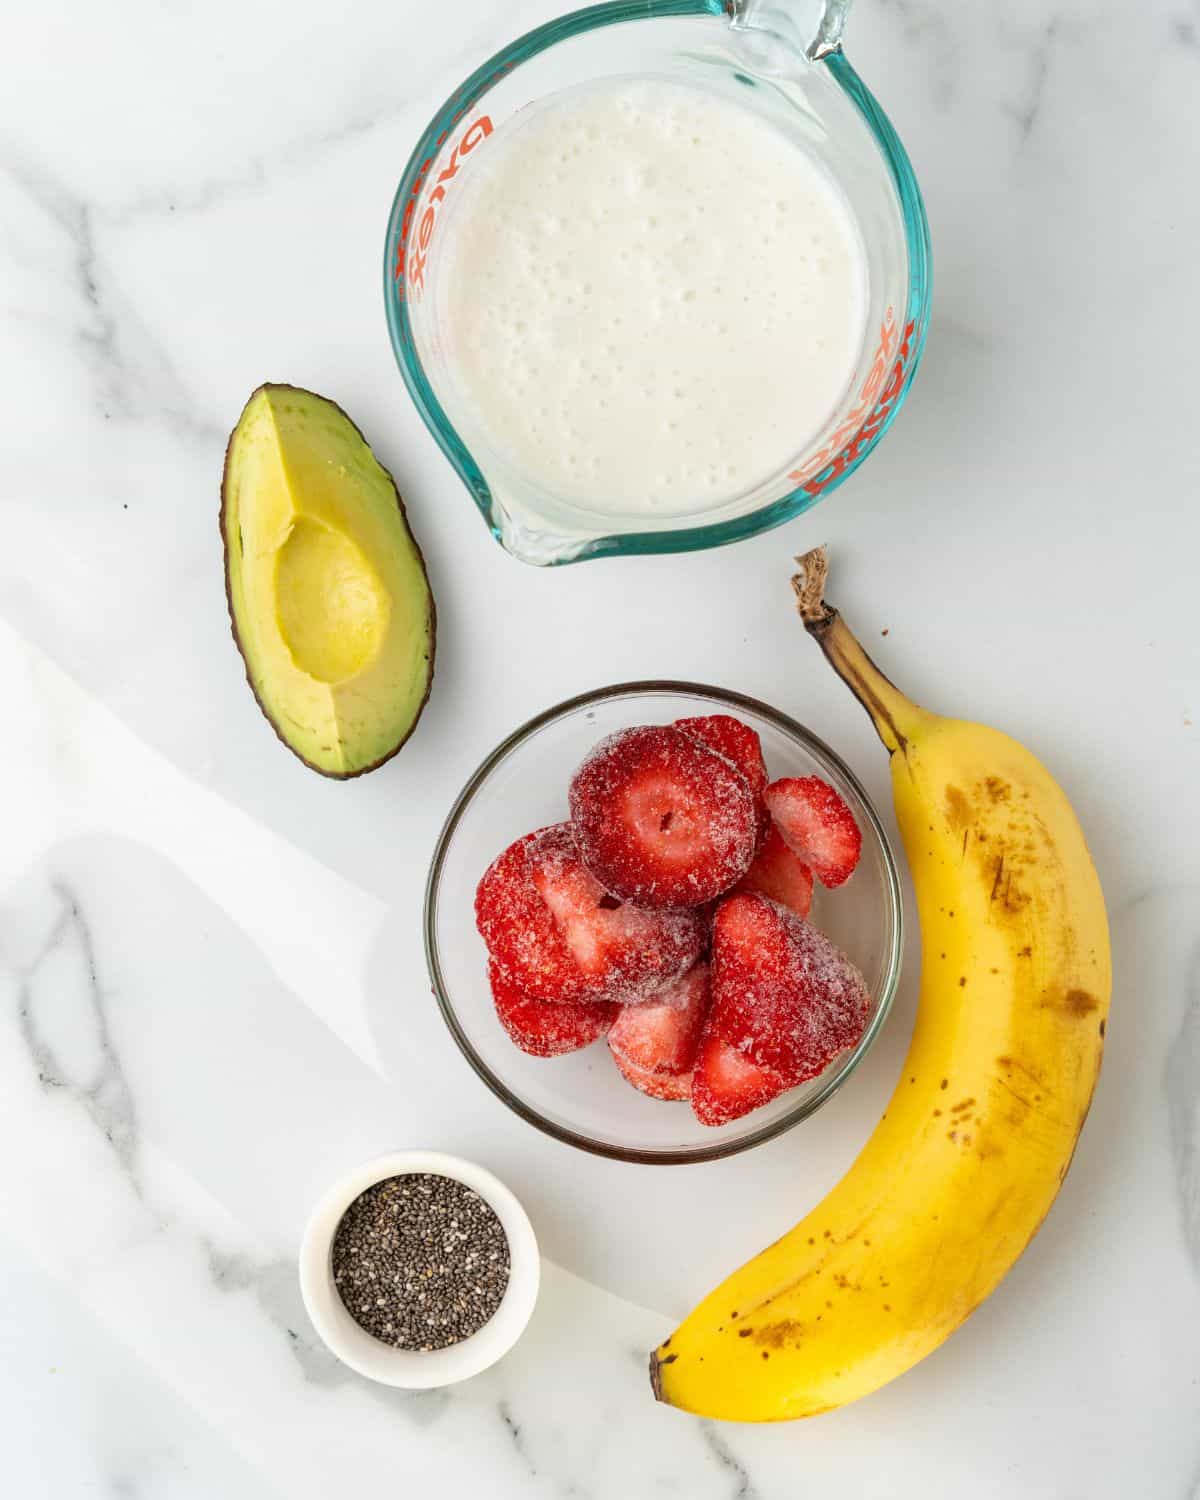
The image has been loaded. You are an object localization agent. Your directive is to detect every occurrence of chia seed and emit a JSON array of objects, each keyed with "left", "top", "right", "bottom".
[{"left": 331, "top": 1174, "right": 511, "bottom": 1351}]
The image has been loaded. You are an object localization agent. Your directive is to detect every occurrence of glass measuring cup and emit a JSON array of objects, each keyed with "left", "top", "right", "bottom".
[{"left": 384, "top": 0, "right": 930, "bottom": 566}]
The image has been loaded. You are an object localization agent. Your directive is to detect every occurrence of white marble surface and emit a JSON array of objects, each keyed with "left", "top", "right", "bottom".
[{"left": 1, "top": 0, "right": 1198, "bottom": 1494}]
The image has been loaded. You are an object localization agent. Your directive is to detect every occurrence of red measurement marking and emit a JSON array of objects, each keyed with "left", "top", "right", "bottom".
[
  {"left": 396, "top": 114, "right": 494, "bottom": 297},
  {"left": 789, "top": 307, "right": 918, "bottom": 496}
]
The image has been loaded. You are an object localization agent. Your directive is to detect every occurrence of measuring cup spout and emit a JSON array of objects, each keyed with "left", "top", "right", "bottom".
[{"left": 729, "top": 0, "right": 851, "bottom": 60}]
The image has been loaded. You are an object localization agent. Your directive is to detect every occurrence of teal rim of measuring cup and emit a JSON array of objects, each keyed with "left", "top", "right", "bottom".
[{"left": 383, "top": 0, "right": 932, "bottom": 566}]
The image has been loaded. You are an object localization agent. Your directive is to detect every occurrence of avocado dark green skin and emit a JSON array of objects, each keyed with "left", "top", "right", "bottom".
[{"left": 220, "top": 382, "right": 437, "bottom": 779}]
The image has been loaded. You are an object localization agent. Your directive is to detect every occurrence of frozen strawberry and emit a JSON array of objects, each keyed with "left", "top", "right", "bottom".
[
  {"left": 709, "top": 893, "right": 871, "bottom": 1085},
  {"left": 611, "top": 1046, "right": 693, "bottom": 1101},
  {"left": 476, "top": 828, "right": 591, "bottom": 1002},
  {"left": 569, "top": 726, "right": 757, "bottom": 908},
  {"left": 529, "top": 825, "right": 704, "bottom": 1001},
  {"left": 734, "top": 825, "right": 814, "bottom": 918},
  {"left": 764, "top": 776, "right": 862, "bottom": 889},
  {"left": 476, "top": 824, "right": 704, "bottom": 1004},
  {"left": 691, "top": 1034, "right": 787, "bottom": 1126},
  {"left": 608, "top": 963, "right": 710, "bottom": 1076},
  {"left": 674, "top": 714, "right": 769, "bottom": 841},
  {"left": 489, "top": 961, "right": 616, "bottom": 1058}
]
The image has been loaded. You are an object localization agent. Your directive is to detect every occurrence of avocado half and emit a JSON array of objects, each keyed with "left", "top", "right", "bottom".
[{"left": 221, "top": 384, "right": 435, "bottom": 778}]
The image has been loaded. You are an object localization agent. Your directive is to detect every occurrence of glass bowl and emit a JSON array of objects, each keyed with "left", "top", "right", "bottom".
[{"left": 425, "top": 682, "right": 902, "bottom": 1164}]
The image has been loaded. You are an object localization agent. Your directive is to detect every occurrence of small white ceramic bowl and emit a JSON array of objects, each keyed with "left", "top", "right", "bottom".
[{"left": 298, "top": 1150, "right": 540, "bottom": 1388}]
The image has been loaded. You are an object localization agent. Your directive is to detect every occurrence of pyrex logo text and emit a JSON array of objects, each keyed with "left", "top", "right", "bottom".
[{"left": 396, "top": 114, "right": 493, "bottom": 297}]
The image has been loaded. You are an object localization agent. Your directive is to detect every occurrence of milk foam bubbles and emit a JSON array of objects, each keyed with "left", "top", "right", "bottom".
[{"left": 432, "top": 80, "right": 868, "bottom": 517}]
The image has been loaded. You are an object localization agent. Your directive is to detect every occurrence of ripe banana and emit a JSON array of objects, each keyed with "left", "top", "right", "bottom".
[{"left": 650, "top": 548, "right": 1110, "bottom": 1422}]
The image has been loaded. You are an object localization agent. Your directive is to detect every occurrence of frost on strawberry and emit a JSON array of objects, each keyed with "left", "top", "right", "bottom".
[
  {"left": 709, "top": 892, "right": 871, "bottom": 1085},
  {"left": 475, "top": 823, "right": 703, "bottom": 1004},
  {"left": 674, "top": 713, "right": 770, "bottom": 843},
  {"left": 569, "top": 726, "right": 757, "bottom": 908},
  {"left": 764, "top": 775, "right": 862, "bottom": 889},
  {"left": 608, "top": 963, "right": 710, "bottom": 1077},
  {"left": 734, "top": 824, "right": 814, "bottom": 918},
  {"left": 612, "top": 1047, "right": 695, "bottom": 1101},
  {"left": 489, "top": 961, "right": 617, "bottom": 1057},
  {"left": 691, "top": 1035, "right": 787, "bottom": 1126}
]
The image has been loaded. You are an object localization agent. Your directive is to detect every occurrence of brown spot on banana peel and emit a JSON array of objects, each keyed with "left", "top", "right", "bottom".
[
  {"left": 979, "top": 846, "right": 1030, "bottom": 916},
  {"left": 750, "top": 1319, "right": 807, "bottom": 1349},
  {"left": 997, "top": 1054, "right": 1055, "bottom": 1099},
  {"left": 944, "top": 785, "right": 972, "bottom": 833},
  {"left": 994, "top": 1074, "right": 1036, "bottom": 1112},
  {"left": 1060, "top": 988, "right": 1099, "bottom": 1016},
  {"left": 979, "top": 1185, "right": 1016, "bottom": 1231},
  {"left": 693, "top": 1230, "right": 864, "bottom": 1350}
]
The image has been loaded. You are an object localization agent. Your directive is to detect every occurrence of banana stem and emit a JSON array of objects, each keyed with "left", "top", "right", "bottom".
[{"left": 792, "top": 548, "right": 931, "bottom": 757}]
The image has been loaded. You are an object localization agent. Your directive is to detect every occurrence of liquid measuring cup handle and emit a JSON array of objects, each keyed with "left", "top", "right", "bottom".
[{"left": 730, "top": 0, "right": 851, "bottom": 60}]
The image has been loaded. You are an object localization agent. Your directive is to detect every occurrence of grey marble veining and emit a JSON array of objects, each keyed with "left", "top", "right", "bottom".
[
  {"left": 1005, "top": 14, "right": 1059, "bottom": 142},
  {"left": 874, "top": 0, "right": 962, "bottom": 112},
  {"left": 497, "top": 1400, "right": 540, "bottom": 1480},
  {"left": 699, "top": 1424, "right": 760, "bottom": 1500},
  {"left": 2, "top": 160, "right": 219, "bottom": 446},
  {"left": 0, "top": 0, "right": 1197, "bottom": 1494},
  {"left": 16, "top": 882, "right": 142, "bottom": 1189}
]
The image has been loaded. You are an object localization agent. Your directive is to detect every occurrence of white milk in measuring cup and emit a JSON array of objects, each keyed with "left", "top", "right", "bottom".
[{"left": 415, "top": 78, "right": 869, "bottom": 519}]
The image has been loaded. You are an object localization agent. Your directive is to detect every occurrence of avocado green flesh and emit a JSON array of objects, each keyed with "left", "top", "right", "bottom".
[{"left": 222, "top": 385, "right": 434, "bottom": 777}]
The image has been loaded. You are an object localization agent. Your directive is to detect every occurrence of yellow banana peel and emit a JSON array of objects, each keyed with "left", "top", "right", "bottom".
[{"left": 650, "top": 548, "right": 1110, "bottom": 1422}]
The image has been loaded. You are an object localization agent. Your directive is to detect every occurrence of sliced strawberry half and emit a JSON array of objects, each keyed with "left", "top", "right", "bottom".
[
  {"left": 489, "top": 961, "right": 616, "bottom": 1058},
  {"left": 674, "top": 714, "right": 769, "bottom": 842},
  {"left": 569, "top": 726, "right": 757, "bottom": 908},
  {"left": 611, "top": 1047, "right": 693, "bottom": 1102},
  {"left": 710, "top": 892, "right": 871, "bottom": 1085},
  {"left": 608, "top": 962, "right": 710, "bottom": 1076},
  {"left": 530, "top": 825, "right": 704, "bottom": 1002},
  {"left": 691, "top": 1034, "right": 787, "bottom": 1126},
  {"left": 476, "top": 824, "right": 703, "bottom": 1003},
  {"left": 733, "top": 824, "right": 814, "bottom": 918},
  {"left": 476, "top": 829, "right": 589, "bottom": 1003},
  {"left": 764, "top": 776, "right": 862, "bottom": 889}
]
